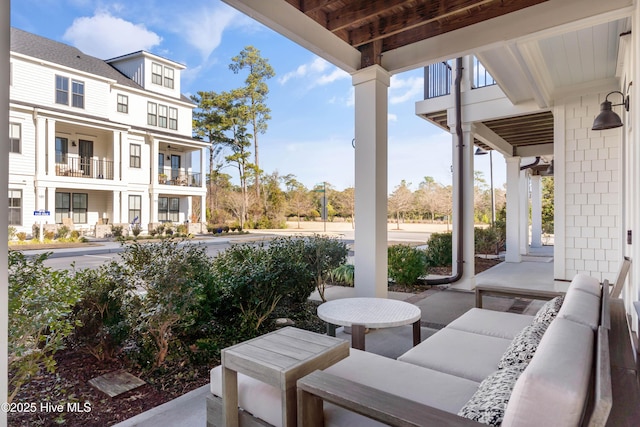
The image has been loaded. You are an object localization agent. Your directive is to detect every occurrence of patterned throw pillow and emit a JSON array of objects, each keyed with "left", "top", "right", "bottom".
[
  {"left": 458, "top": 367, "right": 523, "bottom": 426},
  {"left": 497, "top": 322, "right": 547, "bottom": 370},
  {"left": 533, "top": 295, "right": 565, "bottom": 324}
]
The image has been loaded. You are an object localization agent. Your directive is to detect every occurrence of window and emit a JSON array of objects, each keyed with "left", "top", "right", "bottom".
[
  {"left": 130, "top": 144, "right": 141, "bottom": 168},
  {"left": 158, "top": 196, "right": 179, "bottom": 222},
  {"left": 129, "top": 195, "right": 142, "bottom": 224},
  {"left": 117, "top": 94, "right": 128, "bottom": 113},
  {"left": 158, "top": 153, "right": 165, "bottom": 170},
  {"left": 72, "top": 80, "right": 84, "bottom": 108},
  {"left": 55, "top": 137, "right": 68, "bottom": 163},
  {"left": 8, "top": 190, "right": 22, "bottom": 226},
  {"left": 169, "top": 107, "right": 178, "bottom": 130},
  {"left": 72, "top": 193, "right": 88, "bottom": 224},
  {"left": 9, "top": 123, "right": 21, "bottom": 153},
  {"left": 55, "top": 75, "right": 69, "bottom": 105},
  {"left": 158, "top": 105, "right": 168, "bottom": 128},
  {"left": 152, "top": 63, "right": 163, "bottom": 85},
  {"left": 147, "top": 102, "right": 157, "bottom": 126},
  {"left": 55, "top": 192, "right": 71, "bottom": 224},
  {"left": 164, "top": 67, "right": 174, "bottom": 89}
]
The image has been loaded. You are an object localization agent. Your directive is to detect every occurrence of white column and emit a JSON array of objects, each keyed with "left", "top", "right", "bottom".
[
  {"left": 201, "top": 148, "right": 207, "bottom": 191},
  {"left": 36, "top": 186, "right": 46, "bottom": 211},
  {"left": 505, "top": 157, "right": 522, "bottom": 262},
  {"left": 112, "top": 191, "right": 121, "bottom": 223},
  {"left": 200, "top": 195, "right": 206, "bottom": 223},
  {"left": 46, "top": 119, "right": 56, "bottom": 176},
  {"left": 353, "top": 65, "right": 390, "bottom": 298},
  {"left": 519, "top": 169, "right": 529, "bottom": 255},
  {"left": 112, "top": 131, "right": 121, "bottom": 181},
  {"left": 451, "top": 123, "right": 476, "bottom": 287},
  {"left": 186, "top": 196, "right": 193, "bottom": 223},
  {"left": 531, "top": 175, "right": 542, "bottom": 248},
  {"left": 34, "top": 113, "right": 46, "bottom": 178},
  {"left": 150, "top": 135, "right": 158, "bottom": 184},
  {"left": 150, "top": 192, "right": 158, "bottom": 224}
]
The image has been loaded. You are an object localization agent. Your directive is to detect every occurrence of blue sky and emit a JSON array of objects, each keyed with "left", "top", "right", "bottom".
[{"left": 11, "top": 0, "right": 505, "bottom": 192}]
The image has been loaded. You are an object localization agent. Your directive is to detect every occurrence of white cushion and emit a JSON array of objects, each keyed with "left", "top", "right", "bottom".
[
  {"left": 568, "top": 273, "right": 601, "bottom": 297},
  {"left": 447, "top": 308, "right": 535, "bottom": 340},
  {"left": 557, "top": 288, "right": 600, "bottom": 330},
  {"left": 325, "top": 348, "right": 479, "bottom": 415},
  {"left": 458, "top": 367, "right": 524, "bottom": 426},
  {"left": 502, "top": 318, "right": 594, "bottom": 427},
  {"left": 398, "top": 328, "right": 512, "bottom": 382}
]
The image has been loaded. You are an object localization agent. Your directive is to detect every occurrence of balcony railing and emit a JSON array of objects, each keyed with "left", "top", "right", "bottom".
[
  {"left": 424, "top": 61, "right": 451, "bottom": 99},
  {"left": 158, "top": 171, "right": 201, "bottom": 187},
  {"left": 472, "top": 56, "right": 496, "bottom": 89},
  {"left": 55, "top": 157, "right": 114, "bottom": 180}
]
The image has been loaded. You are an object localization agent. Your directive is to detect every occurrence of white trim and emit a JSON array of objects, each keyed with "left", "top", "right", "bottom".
[{"left": 553, "top": 104, "right": 566, "bottom": 279}]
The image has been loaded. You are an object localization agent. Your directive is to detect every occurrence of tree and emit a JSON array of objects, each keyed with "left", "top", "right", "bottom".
[
  {"left": 229, "top": 46, "right": 275, "bottom": 203},
  {"left": 541, "top": 177, "right": 554, "bottom": 233},
  {"left": 388, "top": 180, "right": 413, "bottom": 230},
  {"left": 414, "top": 176, "right": 439, "bottom": 221},
  {"left": 333, "top": 187, "right": 355, "bottom": 227},
  {"left": 285, "top": 176, "right": 313, "bottom": 228}
]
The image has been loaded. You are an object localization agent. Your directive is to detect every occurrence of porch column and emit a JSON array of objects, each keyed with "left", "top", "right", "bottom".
[
  {"left": 150, "top": 135, "right": 158, "bottom": 184},
  {"left": 201, "top": 148, "right": 207, "bottom": 191},
  {"left": 46, "top": 187, "right": 56, "bottom": 222},
  {"left": 35, "top": 186, "right": 46, "bottom": 211},
  {"left": 452, "top": 123, "right": 476, "bottom": 287},
  {"left": 186, "top": 197, "right": 193, "bottom": 223},
  {"left": 112, "top": 131, "right": 121, "bottom": 181},
  {"left": 353, "top": 65, "right": 390, "bottom": 298},
  {"left": 34, "top": 114, "right": 46, "bottom": 178},
  {"left": 112, "top": 191, "right": 121, "bottom": 223},
  {"left": 531, "top": 175, "right": 543, "bottom": 247},
  {"left": 519, "top": 169, "right": 529, "bottom": 255},
  {"left": 46, "top": 119, "right": 56, "bottom": 176},
  {"left": 200, "top": 195, "right": 206, "bottom": 223},
  {"left": 505, "top": 157, "right": 522, "bottom": 262},
  {"left": 150, "top": 192, "right": 159, "bottom": 224}
]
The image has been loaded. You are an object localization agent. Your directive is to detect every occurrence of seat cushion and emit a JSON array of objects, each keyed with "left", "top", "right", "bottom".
[
  {"left": 502, "top": 318, "right": 594, "bottom": 427},
  {"left": 398, "top": 328, "right": 512, "bottom": 382},
  {"left": 447, "top": 308, "right": 534, "bottom": 340},
  {"left": 458, "top": 367, "right": 524, "bottom": 426},
  {"left": 557, "top": 288, "right": 600, "bottom": 330}
]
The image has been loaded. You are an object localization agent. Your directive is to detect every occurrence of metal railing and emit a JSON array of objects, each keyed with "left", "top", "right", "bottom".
[
  {"left": 472, "top": 56, "right": 496, "bottom": 89},
  {"left": 55, "top": 157, "right": 114, "bottom": 179},
  {"left": 424, "top": 61, "right": 451, "bottom": 99},
  {"left": 158, "top": 170, "right": 201, "bottom": 187}
]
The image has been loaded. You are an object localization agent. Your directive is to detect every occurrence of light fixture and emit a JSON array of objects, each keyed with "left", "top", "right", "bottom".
[
  {"left": 166, "top": 155, "right": 170, "bottom": 160},
  {"left": 592, "top": 91, "right": 630, "bottom": 130},
  {"left": 72, "top": 141, "right": 77, "bottom": 147},
  {"left": 475, "top": 147, "right": 488, "bottom": 155}
]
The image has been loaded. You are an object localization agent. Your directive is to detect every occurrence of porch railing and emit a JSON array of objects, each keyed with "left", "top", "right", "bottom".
[
  {"left": 472, "top": 56, "right": 496, "bottom": 89},
  {"left": 158, "top": 171, "right": 201, "bottom": 187},
  {"left": 55, "top": 157, "right": 114, "bottom": 180},
  {"left": 424, "top": 61, "right": 451, "bottom": 99}
]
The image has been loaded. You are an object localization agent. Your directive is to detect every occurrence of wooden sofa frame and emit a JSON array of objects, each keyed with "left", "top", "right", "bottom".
[{"left": 297, "top": 283, "right": 639, "bottom": 427}]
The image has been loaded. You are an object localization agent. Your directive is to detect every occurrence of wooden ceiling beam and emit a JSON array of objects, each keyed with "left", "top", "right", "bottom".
[
  {"left": 346, "top": 0, "right": 497, "bottom": 47},
  {"left": 326, "top": 0, "right": 414, "bottom": 32},
  {"left": 378, "top": 0, "right": 548, "bottom": 51}
]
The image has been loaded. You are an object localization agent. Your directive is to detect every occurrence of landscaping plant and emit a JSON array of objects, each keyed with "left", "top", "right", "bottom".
[
  {"left": 387, "top": 244, "right": 428, "bottom": 286},
  {"left": 425, "top": 232, "right": 453, "bottom": 267}
]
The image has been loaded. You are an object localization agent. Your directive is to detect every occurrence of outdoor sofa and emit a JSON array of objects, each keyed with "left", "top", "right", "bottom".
[{"left": 207, "top": 274, "right": 636, "bottom": 426}]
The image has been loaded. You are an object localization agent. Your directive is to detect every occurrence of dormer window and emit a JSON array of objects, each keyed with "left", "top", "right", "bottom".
[
  {"left": 152, "top": 63, "right": 163, "bottom": 85},
  {"left": 55, "top": 75, "right": 84, "bottom": 109},
  {"left": 164, "top": 67, "right": 174, "bottom": 89}
]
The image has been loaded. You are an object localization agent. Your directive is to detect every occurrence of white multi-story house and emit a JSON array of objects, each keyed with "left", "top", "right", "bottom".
[{"left": 9, "top": 27, "right": 207, "bottom": 235}]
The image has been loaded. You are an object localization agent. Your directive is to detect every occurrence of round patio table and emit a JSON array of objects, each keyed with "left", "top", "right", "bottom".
[{"left": 317, "top": 297, "right": 422, "bottom": 351}]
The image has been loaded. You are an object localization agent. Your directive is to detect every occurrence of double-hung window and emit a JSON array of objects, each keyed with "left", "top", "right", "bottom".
[
  {"left": 130, "top": 144, "right": 141, "bottom": 168},
  {"left": 55, "top": 75, "right": 69, "bottom": 105},
  {"left": 164, "top": 67, "right": 174, "bottom": 89},
  {"left": 9, "top": 123, "right": 21, "bottom": 153},
  {"left": 129, "top": 195, "right": 141, "bottom": 224},
  {"left": 169, "top": 108, "right": 178, "bottom": 130},
  {"left": 158, "top": 105, "right": 168, "bottom": 128},
  {"left": 117, "top": 94, "right": 128, "bottom": 113},
  {"left": 55, "top": 192, "right": 71, "bottom": 224},
  {"left": 72, "top": 193, "right": 88, "bottom": 224},
  {"left": 158, "top": 197, "right": 180, "bottom": 222},
  {"left": 72, "top": 80, "right": 84, "bottom": 108},
  {"left": 8, "top": 190, "right": 22, "bottom": 226},
  {"left": 147, "top": 102, "right": 157, "bottom": 126},
  {"left": 152, "top": 63, "right": 163, "bottom": 85}
]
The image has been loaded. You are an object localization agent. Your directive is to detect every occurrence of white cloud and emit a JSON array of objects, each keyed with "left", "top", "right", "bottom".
[
  {"left": 279, "top": 56, "right": 349, "bottom": 87},
  {"left": 389, "top": 75, "right": 424, "bottom": 105},
  {"left": 388, "top": 113, "right": 398, "bottom": 122},
  {"left": 177, "top": 5, "right": 240, "bottom": 60},
  {"left": 63, "top": 11, "right": 162, "bottom": 59}
]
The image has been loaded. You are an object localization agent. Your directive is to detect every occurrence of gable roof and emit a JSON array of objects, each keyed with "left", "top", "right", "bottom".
[{"left": 10, "top": 27, "right": 142, "bottom": 90}]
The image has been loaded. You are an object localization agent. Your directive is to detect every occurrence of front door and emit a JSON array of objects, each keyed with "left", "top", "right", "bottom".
[
  {"left": 171, "top": 154, "right": 181, "bottom": 181},
  {"left": 79, "top": 140, "right": 93, "bottom": 177}
]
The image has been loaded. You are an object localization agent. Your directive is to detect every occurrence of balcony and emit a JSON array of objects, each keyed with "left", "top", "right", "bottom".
[
  {"left": 55, "top": 157, "right": 114, "bottom": 180},
  {"left": 158, "top": 171, "right": 201, "bottom": 187},
  {"left": 424, "top": 57, "right": 496, "bottom": 100}
]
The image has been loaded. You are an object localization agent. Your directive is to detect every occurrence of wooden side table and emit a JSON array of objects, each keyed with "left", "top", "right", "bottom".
[{"left": 221, "top": 327, "right": 349, "bottom": 427}]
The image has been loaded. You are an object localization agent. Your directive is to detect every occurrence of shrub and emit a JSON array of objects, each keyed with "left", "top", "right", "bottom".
[
  {"left": 8, "top": 252, "right": 83, "bottom": 402},
  {"left": 111, "top": 225, "right": 124, "bottom": 238},
  {"left": 31, "top": 224, "right": 40, "bottom": 240},
  {"left": 329, "top": 264, "right": 355, "bottom": 287},
  {"left": 56, "top": 225, "right": 70, "bottom": 239},
  {"left": 426, "top": 232, "right": 453, "bottom": 267},
  {"left": 131, "top": 224, "right": 142, "bottom": 237},
  {"left": 475, "top": 226, "right": 501, "bottom": 255},
  {"left": 44, "top": 230, "right": 55, "bottom": 240},
  {"left": 300, "top": 235, "right": 348, "bottom": 302},
  {"left": 70, "top": 230, "right": 81, "bottom": 240},
  {"left": 387, "top": 245, "right": 428, "bottom": 286},
  {"left": 8, "top": 226, "right": 16, "bottom": 241},
  {"left": 16, "top": 232, "right": 27, "bottom": 241},
  {"left": 176, "top": 224, "right": 188, "bottom": 235}
]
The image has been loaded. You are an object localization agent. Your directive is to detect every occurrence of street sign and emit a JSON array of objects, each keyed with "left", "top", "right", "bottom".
[{"left": 33, "top": 210, "right": 51, "bottom": 216}]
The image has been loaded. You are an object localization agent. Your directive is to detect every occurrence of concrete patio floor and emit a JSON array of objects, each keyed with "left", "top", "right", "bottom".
[{"left": 113, "top": 252, "right": 555, "bottom": 427}]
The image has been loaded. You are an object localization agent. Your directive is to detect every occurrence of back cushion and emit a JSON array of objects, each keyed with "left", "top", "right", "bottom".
[
  {"left": 557, "top": 288, "right": 600, "bottom": 330},
  {"left": 502, "top": 318, "right": 594, "bottom": 427},
  {"left": 568, "top": 274, "right": 601, "bottom": 297}
]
